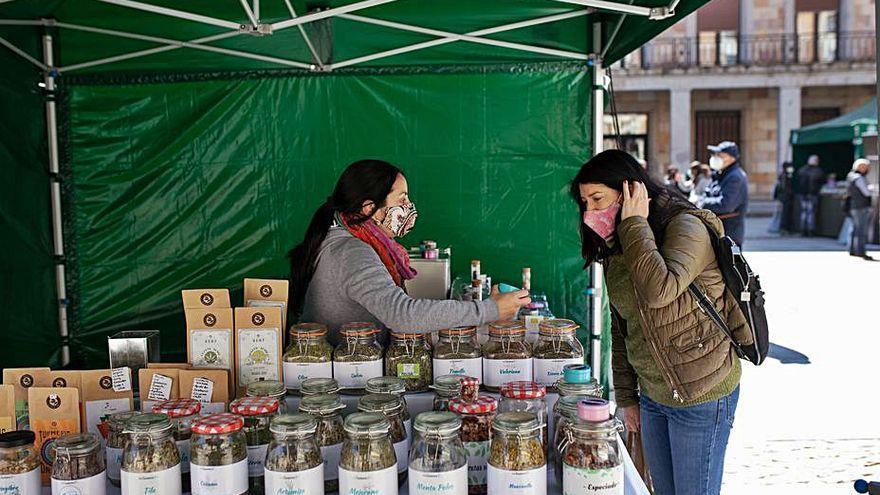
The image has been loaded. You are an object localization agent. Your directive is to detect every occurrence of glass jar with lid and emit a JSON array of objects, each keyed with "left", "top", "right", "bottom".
[
  {"left": 283, "top": 323, "right": 333, "bottom": 395},
  {"left": 358, "top": 393, "right": 409, "bottom": 484},
  {"left": 230, "top": 396, "right": 280, "bottom": 495},
  {"left": 50, "top": 432, "right": 106, "bottom": 495},
  {"left": 366, "top": 376, "right": 411, "bottom": 434},
  {"left": 264, "top": 413, "right": 323, "bottom": 495},
  {"left": 551, "top": 395, "right": 584, "bottom": 482},
  {"left": 432, "top": 326, "right": 482, "bottom": 383},
  {"left": 447, "top": 395, "right": 497, "bottom": 495},
  {"left": 190, "top": 413, "right": 248, "bottom": 495},
  {"left": 246, "top": 379, "right": 289, "bottom": 413},
  {"left": 482, "top": 321, "right": 532, "bottom": 391},
  {"left": 298, "top": 393, "right": 346, "bottom": 492},
  {"left": 532, "top": 319, "right": 584, "bottom": 389},
  {"left": 339, "top": 412, "right": 398, "bottom": 495},
  {"left": 430, "top": 375, "right": 471, "bottom": 412},
  {"left": 487, "top": 411, "right": 546, "bottom": 495},
  {"left": 300, "top": 377, "right": 340, "bottom": 396},
  {"left": 0, "top": 430, "right": 40, "bottom": 495},
  {"left": 385, "top": 331, "right": 432, "bottom": 393},
  {"left": 105, "top": 410, "right": 142, "bottom": 487},
  {"left": 153, "top": 398, "right": 200, "bottom": 493},
  {"left": 333, "top": 322, "right": 384, "bottom": 394},
  {"left": 499, "top": 381, "right": 548, "bottom": 457},
  {"left": 560, "top": 398, "right": 623, "bottom": 495},
  {"left": 121, "top": 413, "right": 182, "bottom": 495},
  {"left": 408, "top": 411, "right": 468, "bottom": 495}
]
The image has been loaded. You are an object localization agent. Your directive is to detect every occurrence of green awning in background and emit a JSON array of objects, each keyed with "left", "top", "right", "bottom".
[{"left": 790, "top": 97, "right": 878, "bottom": 146}]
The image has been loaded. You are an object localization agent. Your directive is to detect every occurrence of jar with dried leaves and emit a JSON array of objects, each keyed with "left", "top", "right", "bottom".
[
  {"left": 51, "top": 433, "right": 106, "bottom": 495},
  {"left": 298, "top": 393, "right": 346, "bottom": 492},
  {"left": 0, "top": 430, "right": 40, "bottom": 495},
  {"left": 358, "top": 393, "right": 409, "bottom": 484},
  {"left": 264, "top": 413, "right": 323, "bottom": 494},
  {"left": 385, "top": 332, "right": 432, "bottom": 393},
  {"left": 447, "top": 395, "right": 497, "bottom": 495},
  {"left": 487, "top": 412, "right": 546, "bottom": 495},
  {"left": 105, "top": 411, "right": 142, "bottom": 487},
  {"left": 153, "top": 398, "right": 201, "bottom": 493},
  {"left": 333, "top": 323, "right": 384, "bottom": 394},
  {"left": 283, "top": 323, "right": 333, "bottom": 395},
  {"left": 121, "top": 413, "right": 182, "bottom": 495},
  {"left": 532, "top": 319, "right": 584, "bottom": 389},
  {"left": 408, "top": 411, "right": 468, "bottom": 494},
  {"left": 339, "top": 413, "right": 398, "bottom": 495},
  {"left": 190, "top": 413, "right": 248, "bottom": 495},
  {"left": 482, "top": 321, "right": 532, "bottom": 391},
  {"left": 230, "top": 396, "right": 280, "bottom": 495},
  {"left": 433, "top": 326, "right": 482, "bottom": 383},
  {"left": 560, "top": 398, "right": 623, "bottom": 495}
]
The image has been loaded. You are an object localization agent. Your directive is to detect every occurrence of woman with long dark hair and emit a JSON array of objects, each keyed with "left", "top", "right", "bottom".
[
  {"left": 570, "top": 150, "right": 752, "bottom": 495},
  {"left": 289, "top": 159, "right": 530, "bottom": 344}
]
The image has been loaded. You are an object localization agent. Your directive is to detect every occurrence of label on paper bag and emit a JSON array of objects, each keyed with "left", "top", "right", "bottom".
[
  {"left": 178, "top": 438, "right": 192, "bottom": 473},
  {"left": 106, "top": 445, "right": 124, "bottom": 481},
  {"left": 0, "top": 416, "right": 14, "bottom": 434},
  {"left": 333, "top": 360, "right": 383, "bottom": 389},
  {"left": 487, "top": 464, "right": 546, "bottom": 495},
  {"left": 321, "top": 443, "right": 343, "bottom": 482},
  {"left": 563, "top": 463, "right": 623, "bottom": 494},
  {"left": 191, "top": 458, "right": 248, "bottom": 495},
  {"left": 122, "top": 464, "right": 182, "bottom": 495},
  {"left": 190, "top": 329, "right": 232, "bottom": 369},
  {"left": 533, "top": 357, "right": 584, "bottom": 386},
  {"left": 238, "top": 328, "right": 281, "bottom": 384},
  {"left": 483, "top": 359, "right": 533, "bottom": 388},
  {"left": 283, "top": 361, "right": 332, "bottom": 390},
  {"left": 409, "top": 465, "right": 468, "bottom": 495},
  {"left": 248, "top": 443, "right": 269, "bottom": 477},
  {"left": 191, "top": 377, "right": 215, "bottom": 403},
  {"left": 85, "top": 397, "right": 131, "bottom": 437},
  {"left": 433, "top": 358, "right": 482, "bottom": 382},
  {"left": 0, "top": 466, "right": 40, "bottom": 495},
  {"left": 148, "top": 373, "right": 174, "bottom": 401},
  {"left": 394, "top": 439, "right": 409, "bottom": 473},
  {"left": 266, "top": 463, "right": 323, "bottom": 495},
  {"left": 339, "top": 464, "right": 398, "bottom": 495},
  {"left": 111, "top": 367, "right": 132, "bottom": 392},
  {"left": 51, "top": 471, "right": 107, "bottom": 495},
  {"left": 464, "top": 441, "right": 489, "bottom": 486}
]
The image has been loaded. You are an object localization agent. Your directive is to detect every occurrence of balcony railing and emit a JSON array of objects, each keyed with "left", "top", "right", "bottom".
[{"left": 616, "top": 31, "right": 875, "bottom": 70}]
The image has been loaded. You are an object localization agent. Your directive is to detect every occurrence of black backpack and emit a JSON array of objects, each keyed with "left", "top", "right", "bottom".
[{"left": 687, "top": 224, "right": 770, "bottom": 366}]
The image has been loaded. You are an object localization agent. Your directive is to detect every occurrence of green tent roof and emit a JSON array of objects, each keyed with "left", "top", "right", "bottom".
[{"left": 790, "top": 97, "right": 878, "bottom": 146}]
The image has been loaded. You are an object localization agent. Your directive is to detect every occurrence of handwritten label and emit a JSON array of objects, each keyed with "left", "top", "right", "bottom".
[
  {"left": 122, "top": 463, "right": 182, "bottom": 495},
  {"left": 0, "top": 466, "right": 40, "bottom": 495},
  {"left": 51, "top": 471, "right": 107, "bottom": 495},
  {"left": 191, "top": 377, "right": 215, "bottom": 403},
  {"left": 111, "top": 367, "right": 132, "bottom": 392},
  {"left": 148, "top": 373, "right": 173, "bottom": 401},
  {"left": 533, "top": 357, "right": 584, "bottom": 387}
]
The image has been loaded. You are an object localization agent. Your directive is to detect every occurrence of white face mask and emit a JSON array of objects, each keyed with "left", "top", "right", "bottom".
[
  {"left": 709, "top": 155, "right": 725, "bottom": 170},
  {"left": 378, "top": 202, "right": 418, "bottom": 238}
]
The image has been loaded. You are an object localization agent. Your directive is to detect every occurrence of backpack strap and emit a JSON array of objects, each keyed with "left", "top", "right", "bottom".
[{"left": 687, "top": 284, "right": 747, "bottom": 360}]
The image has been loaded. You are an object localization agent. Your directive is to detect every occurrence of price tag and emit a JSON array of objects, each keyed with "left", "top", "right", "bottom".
[
  {"left": 111, "top": 367, "right": 132, "bottom": 392},
  {"left": 147, "top": 374, "right": 173, "bottom": 401},
  {"left": 191, "top": 377, "right": 214, "bottom": 403}
]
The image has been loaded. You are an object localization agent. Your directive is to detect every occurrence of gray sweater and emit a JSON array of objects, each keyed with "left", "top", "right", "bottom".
[{"left": 300, "top": 226, "right": 500, "bottom": 345}]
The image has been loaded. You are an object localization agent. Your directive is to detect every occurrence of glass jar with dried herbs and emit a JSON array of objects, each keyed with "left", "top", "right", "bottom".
[
  {"left": 264, "top": 413, "right": 323, "bottom": 495},
  {"left": 487, "top": 412, "right": 546, "bottom": 495},
  {"left": 339, "top": 413, "right": 398, "bottom": 495},
  {"left": 51, "top": 432, "right": 106, "bottom": 495},
  {"left": 298, "top": 393, "right": 346, "bottom": 493},
  {"left": 560, "top": 398, "right": 623, "bottom": 495},
  {"left": 532, "top": 319, "right": 584, "bottom": 389},
  {"left": 433, "top": 326, "right": 482, "bottom": 383},
  {"left": 447, "top": 396, "right": 497, "bottom": 495},
  {"left": 482, "top": 321, "right": 532, "bottom": 391},
  {"left": 230, "top": 396, "right": 280, "bottom": 495},
  {"left": 121, "top": 413, "right": 182, "bottom": 495},
  {"left": 366, "top": 376, "right": 411, "bottom": 434},
  {"left": 409, "top": 411, "right": 468, "bottom": 495},
  {"left": 430, "top": 375, "right": 462, "bottom": 412},
  {"left": 385, "top": 331, "right": 432, "bottom": 393},
  {"left": 105, "top": 410, "right": 142, "bottom": 487},
  {"left": 190, "top": 413, "right": 248, "bottom": 495},
  {"left": 283, "top": 323, "right": 333, "bottom": 395},
  {"left": 0, "top": 430, "right": 41, "bottom": 495},
  {"left": 299, "top": 377, "right": 340, "bottom": 396},
  {"left": 358, "top": 393, "right": 409, "bottom": 485},
  {"left": 246, "top": 379, "right": 289, "bottom": 414},
  {"left": 499, "top": 381, "right": 549, "bottom": 457},
  {"left": 153, "top": 398, "right": 201, "bottom": 493},
  {"left": 333, "top": 323, "right": 384, "bottom": 394}
]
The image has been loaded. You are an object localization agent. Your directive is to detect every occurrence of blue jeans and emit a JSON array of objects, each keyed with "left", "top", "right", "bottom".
[{"left": 640, "top": 386, "right": 739, "bottom": 495}]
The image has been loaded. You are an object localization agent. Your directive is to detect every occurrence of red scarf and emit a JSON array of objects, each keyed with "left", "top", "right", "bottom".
[{"left": 340, "top": 214, "right": 416, "bottom": 287}]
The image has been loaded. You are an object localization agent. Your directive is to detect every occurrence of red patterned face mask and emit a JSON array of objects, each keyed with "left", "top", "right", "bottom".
[{"left": 583, "top": 201, "right": 621, "bottom": 239}]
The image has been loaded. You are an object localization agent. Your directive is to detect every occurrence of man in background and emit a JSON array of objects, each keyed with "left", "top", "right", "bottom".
[
  {"left": 702, "top": 141, "right": 749, "bottom": 246},
  {"left": 847, "top": 158, "right": 874, "bottom": 260},
  {"left": 796, "top": 155, "right": 825, "bottom": 237}
]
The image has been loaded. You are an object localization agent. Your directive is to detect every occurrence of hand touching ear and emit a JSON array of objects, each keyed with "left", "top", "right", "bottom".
[{"left": 621, "top": 180, "right": 650, "bottom": 220}]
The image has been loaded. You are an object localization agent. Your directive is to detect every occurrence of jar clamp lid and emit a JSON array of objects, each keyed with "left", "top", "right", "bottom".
[
  {"left": 343, "top": 412, "right": 390, "bottom": 436},
  {"left": 365, "top": 376, "right": 406, "bottom": 395},
  {"left": 339, "top": 322, "right": 379, "bottom": 337},
  {"left": 298, "top": 393, "right": 346, "bottom": 414},
  {"left": 488, "top": 320, "right": 526, "bottom": 336},
  {"left": 439, "top": 326, "right": 477, "bottom": 337},
  {"left": 492, "top": 411, "right": 541, "bottom": 435},
  {"left": 270, "top": 413, "right": 318, "bottom": 436},
  {"left": 192, "top": 413, "right": 245, "bottom": 435},
  {"left": 538, "top": 318, "right": 579, "bottom": 335},
  {"left": 290, "top": 322, "right": 328, "bottom": 337},
  {"left": 54, "top": 433, "right": 101, "bottom": 456},
  {"left": 246, "top": 379, "right": 286, "bottom": 398},
  {"left": 413, "top": 411, "right": 461, "bottom": 437},
  {"left": 300, "top": 377, "right": 339, "bottom": 395},
  {"left": 124, "top": 413, "right": 174, "bottom": 435},
  {"left": 357, "top": 393, "right": 404, "bottom": 414}
]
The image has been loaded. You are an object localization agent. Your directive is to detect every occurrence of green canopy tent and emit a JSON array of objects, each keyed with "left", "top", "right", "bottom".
[
  {"left": 1, "top": 0, "right": 708, "bottom": 395},
  {"left": 790, "top": 97, "right": 878, "bottom": 178}
]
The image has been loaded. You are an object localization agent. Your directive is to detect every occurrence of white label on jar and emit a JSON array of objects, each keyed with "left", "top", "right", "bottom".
[
  {"left": 333, "top": 360, "right": 383, "bottom": 389},
  {"left": 393, "top": 439, "right": 409, "bottom": 473},
  {"left": 483, "top": 358, "right": 533, "bottom": 388},
  {"left": 409, "top": 464, "right": 467, "bottom": 495},
  {"left": 51, "top": 471, "right": 107, "bottom": 495},
  {"left": 191, "top": 458, "right": 248, "bottom": 495},
  {"left": 283, "top": 361, "right": 332, "bottom": 390},
  {"left": 339, "top": 464, "right": 398, "bottom": 495},
  {"left": 85, "top": 398, "right": 131, "bottom": 438},
  {"left": 563, "top": 463, "right": 623, "bottom": 495},
  {"left": 190, "top": 329, "right": 233, "bottom": 369},
  {"left": 432, "top": 358, "right": 482, "bottom": 382},
  {"left": 237, "top": 328, "right": 282, "bottom": 385},
  {"left": 321, "top": 443, "right": 343, "bottom": 481},
  {"left": 248, "top": 444, "right": 269, "bottom": 477},
  {"left": 106, "top": 445, "right": 124, "bottom": 481},
  {"left": 533, "top": 357, "right": 584, "bottom": 386},
  {"left": 0, "top": 465, "right": 40, "bottom": 495},
  {"left": 121, "top": 463, "right": 182, "bottom": 495},
  {"left": 265, "top": 463, "right": 323, "bottom": 495},
  {"left": 178, "top": 438, "right": 192, "bottom": 473},
  {"left": 487, "top": 464, "right": 546, "bottom": 495},
  {"left": 463, "top": 441, "right": 489, "bottom": 486}
]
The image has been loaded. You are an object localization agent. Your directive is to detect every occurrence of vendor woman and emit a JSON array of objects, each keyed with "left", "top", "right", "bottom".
[{"left": 289, "top": 159, "right": 530, "bottom": 344}]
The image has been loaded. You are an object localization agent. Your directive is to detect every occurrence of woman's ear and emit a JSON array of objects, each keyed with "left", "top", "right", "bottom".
[{"left": 361, "top": 200, "right": 377, "bottom": 219}]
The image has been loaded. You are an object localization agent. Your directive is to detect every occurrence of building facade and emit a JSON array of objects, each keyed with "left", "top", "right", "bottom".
[{"left": 610, "top": 0, "right": 876, "bottom": 198}]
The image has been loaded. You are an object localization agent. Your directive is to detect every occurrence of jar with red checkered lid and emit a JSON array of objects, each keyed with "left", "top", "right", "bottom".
[
  {"left": 190, "top": 413, "right": 247, "bottom": 495},
  {"left": 153, "top": 398, "right": 201, "bottom": 492},
  {"left": 499, "top": 381, "right": 548, "bottom": 457},
  {"left": 447, "top": 395, "right": 497, "bottom": 495},
  {"left": 230, "top": 396, "right": 280, "bottom": 494}
]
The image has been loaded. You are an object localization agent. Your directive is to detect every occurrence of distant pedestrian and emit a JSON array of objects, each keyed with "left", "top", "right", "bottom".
[
  {"left": 846, "top": 158, "right": 874, "bottom": 260},
  {"left": 772, "top": 163, "right": 796, "bottom": 233},
  {"left": 702, "top": 141, "right": 749, "bottom": 246},
  {"left": 688, "top": 161, "right": 712, "bottom": 205},
  {"left": 665, "top": 164, "right": 691, "bottom": 196},
  {"left": 796, "top": 155, "right": 825, "bottom": 237}
]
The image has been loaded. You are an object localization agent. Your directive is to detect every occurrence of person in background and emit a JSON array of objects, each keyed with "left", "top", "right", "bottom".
[
  {"left": 847, "top": 158, "right": 874, "bottom": 260},
  {"left": 665, "top": 164, "right": 692, "bottom": 196},
  {"left": 688, "top": 161, "right": 712, "bottom": 205},
  {"left": 796, "top": 154, "right": 825, "bottom": 237},
  {"left": 702, "top": 141, "right": 749, "bottom": 246},
  {"left": 772, "top": 163, "right": 796, "bottom": 234}
]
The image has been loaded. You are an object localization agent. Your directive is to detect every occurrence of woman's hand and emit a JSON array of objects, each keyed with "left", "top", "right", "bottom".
[
  {"left": 621, "top": 180, "right": 650, "bottom": 220},
  {"left": 620, "top": 404, "right": 641, "bottom": 433},
  {"left": 491, "top": 285, "right": 531, "bottom": 320}
]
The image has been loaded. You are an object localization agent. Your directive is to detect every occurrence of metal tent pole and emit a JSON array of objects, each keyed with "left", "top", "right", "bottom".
[
  {"left": 42, "top": 33, "right": 70, "bottom": 367},
  {"left": 590, "top": 22, "right": 605, "bottom": 384}
]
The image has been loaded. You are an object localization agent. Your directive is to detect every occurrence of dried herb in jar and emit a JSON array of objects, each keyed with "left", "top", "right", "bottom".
[
  {"left": 190, "top": 431, "right": 247, "bottom": 466},
  {"left": 339, "top": 413, "right": 396, "bottom": 472},
  {"left": 0, "top": 430, "right": 40, "bottom": 475},
  {"left": 264, "top": 414, "right": 322, "bottom": 473},
  {"left": 487, "top": 412, "right": 545, "bottom": 471},
  {"left": 385, "top": 332, "right": 432, "bottom": 392},
  {"left": 122, "top": 415, "right": 181, "bottom": 474},
  {"left": 51, "top": 433, "right": 105, "bottom": 481}
]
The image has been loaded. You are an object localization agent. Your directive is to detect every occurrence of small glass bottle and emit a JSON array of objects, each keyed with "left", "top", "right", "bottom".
[
  {"left": 247, "top": 379, "right": 289, "bottom": 414},
  {"left": 339, "top": 413, "right": 398, "bottom": 495},
  {"left": 299, "top": 377, "right": 340, "bottom": 396},
  {"left": 0, "top": 430, "right": 41, "bottom": 495},
  {"left": 560, "top": 398, "right": 624, "bottom": 495},
  {"left": 153, "top": 398, "right": 201, "bottom": 493},
  {"left": 432, "top": 326, "right": 482, "bottom": 383},
  {"left": 532, "top": 319, "right": 584, "bottom": 388},
  {"left": 121, "top": 413, "right": 182, "bottom": 495},
  {"left": 408, "top": 411, "right": 468, "bottom": 495},
  {"left": 482, "top": 321, "right": 532, "bottom": 391},
  {"left": 230, "top": 396, "right": 280, "bottom": 495},
  {"left": 366, "top": 376, "right": 411, "bottom": 434},
  {"left": 487, "top": 411, "right": 546, "bottom": 495},
  {"left": 50, "top": 433, "right": 106, "bottom": 495},
  {"left": 499, "top": 381, "right": 549, "bottom": 457},
  {"left": 385, "top": 332, "right": 432, "bottom": 393},
  {"left": 298, "top": 393, "right": 346, "bottom": 493},
  {"left": 105, "top": 411, "right": 142, "bottom": 487},
  {"left": 447, "top": 395, "right": 497, "bottom": 495},
  {"left": 264, "top": 413, "right": 323, "bottom": 495},
  {"left": 190, "top": 413, "right": 248, "bottom": 495},
  {"left": 282, "top": 323, "right": 333, "bottom": 395},
  {"left": 333, "top": 323, "right": 384, "bottom": 394},
  {"left": 357, "top": 393, "right": 409, "bottom": 485}
]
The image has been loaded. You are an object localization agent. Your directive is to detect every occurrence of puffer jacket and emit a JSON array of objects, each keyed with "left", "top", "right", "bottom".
[{"left": 609, "top": 207, "right": 754, "bottom": 404}]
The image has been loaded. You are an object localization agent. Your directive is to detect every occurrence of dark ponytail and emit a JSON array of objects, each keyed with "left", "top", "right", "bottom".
[{"left": 289, "top": 159, "right": 403, "bottom": 316}]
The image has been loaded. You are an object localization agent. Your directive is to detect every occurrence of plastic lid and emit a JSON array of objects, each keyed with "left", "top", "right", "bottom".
[
  {"left": 578, "top": 397, "right": 611, "bottom": 422},
  {"left": 298, "top": 393, "right": 345, "bottom": 415},
  {"left": 339, "top": 322, "right": 378, "bottom": 337},
  {"left": 413, "top": 411, "right": 461, "bottom": 437},
  {"left": 439, "top": 326, "right": 477, "bottom": 337},
  {"left": 357, "top": 393, "right": 404, "bottom": 414},
  {"left": 290, "top": 322, "right": 328, "bottom": 337},
  {"left": 153, "top": 398, "right": 201, "bottom": 418},
  {"left": 125, "top": 413, "right": 173, "bottom": 434},
  {"left": 488, "top": 320, "right": 526, "bottom": 335},
  {"left": 500, "top": 381, "right": 547, "bottom": 399},
  {"left": 343, "top": 412, "right": 390, "bottom": 436},
  {"left": 230, "top": 396, "right": 281, "bottom": 416},
  {"left": 447, "top": 395, "right": 497, "bottom": 414},
  {"left": 300, "top": 377, "right": 339, "bottom": 395},
  {"left": 365, "top": 376, "right": 405, "bottom": 395},
  {"left": 269, "top": 413, "right": 317, "bottom": 436},
  {"left": 192, "top": 413, "right": 245, "bottom": 435},
  {"left": 562, "top": 364, "right": 592, "bottom": 384},
  {"left": 0, "top": 430, "right": 35, "bottom": 449},
  {"left": 492, "top": 411, "right": 541, "bottom": 434},
  {"left": 246, "top": 379, "right": 286, "bottom": 398},
  {"left": 539, "top": 318, "right": 579, "bottom": 335},
  {"left": 54, "top": 433, "right": 101, "bottom": 456}
]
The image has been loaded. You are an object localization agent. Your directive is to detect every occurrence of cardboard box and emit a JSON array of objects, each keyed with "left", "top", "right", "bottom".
[
  {"left": 243, "top": 278, "right": 289, "bottom": 332},
  {"left": 44, "top": 370, "right": 82, "bottom": 391},
  {"left": 138, "top": 368, "right": 180, "bottom": 412},
  {"left": 0, "top": 384, "right": 14, "bottom": 433},
  {"left": 178, "top": 369, "right": 230, "bottom": 415},
  {"left": 28, "top": 387, "right": 80, "bottom": 484},
  {"left": 234, "top": 306, "right": 283, "bottom": 396},
  {"left": 2, "top": 367, "right": 50, "bottom": 430},
  {"left": 186, "top": 307, "right": 235, "bottom": 394},
  {"left": 147, "top": 362, "right": 190, "bottom": 370},
  {"left": 182, "top": 288, "right": 231, "bottom": 309},
  {"left": 79, "top": 369, "right": 134, "bottom": 437}
]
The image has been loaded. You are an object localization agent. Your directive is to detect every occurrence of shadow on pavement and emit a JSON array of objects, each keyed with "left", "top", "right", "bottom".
[{"left": 767, "top": 343, "right": 811, "bottom": 364}]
